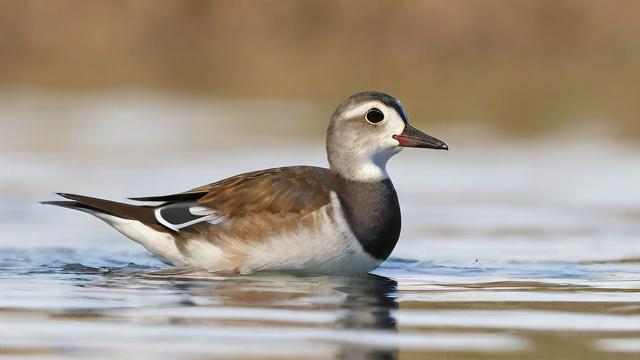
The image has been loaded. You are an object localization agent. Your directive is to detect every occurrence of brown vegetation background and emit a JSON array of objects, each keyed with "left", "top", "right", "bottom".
[{"left": 1, "top": 0, "right": 639, "bottom": 137}]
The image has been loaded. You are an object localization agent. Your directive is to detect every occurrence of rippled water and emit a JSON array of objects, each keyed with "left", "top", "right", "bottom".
[
  {"left": 1, "top": 93, "right": 640, "bottom": 359},
  {"left": 3, "top": 249, "right": 640, "bottom": 359}
]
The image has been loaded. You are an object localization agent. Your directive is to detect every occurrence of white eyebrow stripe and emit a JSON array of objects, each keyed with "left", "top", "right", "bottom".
[{"left": 340, "top": 101, "right": 388, "bottom": 120}]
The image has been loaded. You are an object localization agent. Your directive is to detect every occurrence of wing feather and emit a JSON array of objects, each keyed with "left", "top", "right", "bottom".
[
  {"left": 154, "top": 202, "right": 225, "bottom": 231},
  {"left": 130, "top": 166, "right": 335, "bottom": 231}
]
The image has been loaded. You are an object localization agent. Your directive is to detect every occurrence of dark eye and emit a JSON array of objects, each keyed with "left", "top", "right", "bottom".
[{"left": 365, "top": 108, "right": 384, "bottom": 124}]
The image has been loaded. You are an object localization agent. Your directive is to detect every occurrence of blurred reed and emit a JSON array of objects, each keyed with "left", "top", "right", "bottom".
[{"left": 0, "top": 0, "right": 639, "bottom": 137}]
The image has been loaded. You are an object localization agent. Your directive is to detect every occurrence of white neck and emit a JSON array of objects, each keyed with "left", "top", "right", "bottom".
[
  {"left": 329, "top": 148, "right": 399, "bottom": 182},
  {"left": 344, "top": 158, "right": 389, "bottom": 182}
]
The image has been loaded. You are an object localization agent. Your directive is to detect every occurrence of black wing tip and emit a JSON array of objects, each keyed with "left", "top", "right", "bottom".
[
  {"left": 128, "top": 196, "right": 156, "bottom": 201},
  {"left": 128, "top": 196, "right": 165, "bottom": 202},
  {"left": 128, "top": 192, "right": 207, "bottom": 202},
  {"left": 56, "top": 192, "right": 81, "bottom": 200},
  {"left": 39, "top": 200, "right": 82, "bottom": 209},
  {"left": 41, "top": 193, "right": 78, "bottom": 206}
]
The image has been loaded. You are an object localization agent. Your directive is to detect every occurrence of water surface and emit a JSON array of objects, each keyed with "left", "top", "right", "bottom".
[{"left": 1, "top": 93, "right": 640, "bottom": 359}]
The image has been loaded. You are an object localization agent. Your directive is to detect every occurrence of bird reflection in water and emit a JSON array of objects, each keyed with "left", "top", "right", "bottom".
[
  {"left": 335, "top": 274, "right": 398, "bottom": 360},
  {"left": 136, "top": 268, "right": 399, "bottom": 359}
]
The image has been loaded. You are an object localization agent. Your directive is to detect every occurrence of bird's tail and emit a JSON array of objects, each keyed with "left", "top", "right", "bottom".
[
  {"left": 42, "top": 193, "right": 186, "bottom": 265},
  {"left": 41, "top": 193, "right": 158, "bottom": 225}
]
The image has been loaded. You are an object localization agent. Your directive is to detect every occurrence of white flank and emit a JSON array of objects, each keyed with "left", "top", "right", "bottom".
[
  {"left": 91, "top": 212, "right": 188, "bottom": 266},
  {"left": 182, "top": 239, "right": 225, "bottom": 266},
  {"left": 177, "top": 192, "right": 381, "bottom": 274},
  {"left": 78, "top": 196, "right": 381, "bottom": 274},
  {"left": 234, "top": 198, "right": 379, "bottom": 274}
]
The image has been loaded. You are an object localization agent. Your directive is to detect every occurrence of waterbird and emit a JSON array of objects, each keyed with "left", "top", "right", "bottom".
[{"left": 42, "top": 91, "right": 448, "bottom": 274}]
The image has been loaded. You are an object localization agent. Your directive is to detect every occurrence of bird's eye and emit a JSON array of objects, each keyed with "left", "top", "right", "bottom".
[{"left": 365, "top": 108, "right": 384, "bottom": 124}]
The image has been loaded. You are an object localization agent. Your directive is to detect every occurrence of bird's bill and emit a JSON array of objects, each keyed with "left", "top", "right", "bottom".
[{"left": 393, "top": 124, "right": 448, "bottom": 150}]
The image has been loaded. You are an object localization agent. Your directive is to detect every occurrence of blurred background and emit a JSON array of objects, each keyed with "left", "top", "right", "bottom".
[
  {"left": 2, "top": 0, "right": 640, "bottom": 136},
  {"left": 2, "top": 2, "right": 640, "bottom": 359},
  {"left": 0, "top": 0, "right": 640, "bottom": 250},
  {"left": 1, "top": 0, "right": 639, "bottom": 259}
]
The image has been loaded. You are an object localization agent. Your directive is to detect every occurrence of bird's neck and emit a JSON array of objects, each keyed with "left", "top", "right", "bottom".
[
  {"left": 333, "top": 176, "right": 401, "bottom": 261},
  {"left": 328, "top": 148, "right": 399, "bottom": 182}
]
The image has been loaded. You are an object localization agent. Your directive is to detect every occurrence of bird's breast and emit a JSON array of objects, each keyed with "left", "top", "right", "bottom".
[{"left": 334, "top": 178, "right": 401, "bottom": 260}]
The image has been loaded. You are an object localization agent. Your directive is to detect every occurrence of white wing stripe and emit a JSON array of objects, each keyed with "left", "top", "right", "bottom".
[
  {"left": 154, "top": 203, "right": 223, "bottom": 232},
  {"left": 189, "top": 206, "right": 215, "bottom": 216}
]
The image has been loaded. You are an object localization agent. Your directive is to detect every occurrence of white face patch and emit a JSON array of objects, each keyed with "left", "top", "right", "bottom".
[{"left": 332, "top": 100, "right": 407, "bottom": 181}]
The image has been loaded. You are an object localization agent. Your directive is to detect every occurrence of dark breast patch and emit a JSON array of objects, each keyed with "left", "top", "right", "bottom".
[{"left": 335, "top": 178, "right": 401, "bottom": 260}]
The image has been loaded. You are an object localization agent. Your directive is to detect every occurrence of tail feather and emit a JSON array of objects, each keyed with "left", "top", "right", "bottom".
[
  {"left": 39, "top": 200, "right": 97, "bottom": 213},
  {"left": 42, "top": 194, "right": 184, "bottom": 264},
  {"left": 43, "top": 193, "right": 158, "bottom": 225}
]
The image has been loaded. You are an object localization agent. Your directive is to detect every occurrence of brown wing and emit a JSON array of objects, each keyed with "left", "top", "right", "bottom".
[
  {"left": 191, "top": 166, "right": 334, "bottom": 217},
  {"left": 130, "top": 166, "right": 336, "bottom": 230}
]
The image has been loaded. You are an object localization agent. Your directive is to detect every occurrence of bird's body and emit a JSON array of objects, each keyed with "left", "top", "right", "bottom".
[{"left": 43, "top": 91, "right": 447, "bottom": 274}]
